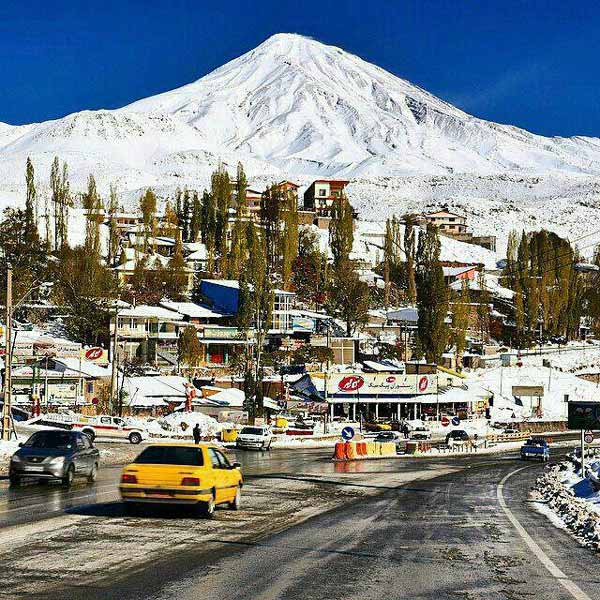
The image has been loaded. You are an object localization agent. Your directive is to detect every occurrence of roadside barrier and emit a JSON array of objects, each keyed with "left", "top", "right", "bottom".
[{"left": 333, "top": 440, "right": 396, "bottom": 461}]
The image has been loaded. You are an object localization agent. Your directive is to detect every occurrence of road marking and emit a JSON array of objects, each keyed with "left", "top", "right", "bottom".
[{"left": 497, "top": 467, "right": 592, "bottom": 600}]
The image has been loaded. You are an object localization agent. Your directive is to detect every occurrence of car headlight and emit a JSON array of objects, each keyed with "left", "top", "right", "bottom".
[
  {"left": 10, "top": 454, "right": 22, "bottom": 463},
  {"left": 48, "top": 456, "right": 65, "bottom": 466}
]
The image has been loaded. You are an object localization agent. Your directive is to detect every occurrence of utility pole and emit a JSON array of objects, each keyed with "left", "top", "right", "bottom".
[
  {"left": 109, "top": 307, "right": 119, "bottom": 416},
  {"left": 1, "top": 267, "right": 14, "bottom": 441}
]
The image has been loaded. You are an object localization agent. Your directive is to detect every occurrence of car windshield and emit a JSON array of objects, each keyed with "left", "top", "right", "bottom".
[
  {"left": 23, "top": 431, "right": 74, "bottom": 449},
  {"left": 240, "top": 427, "right": 265, "bottom": 435},
  {"left": 134, "top": 446, "right": 204, "bottom": 466}
]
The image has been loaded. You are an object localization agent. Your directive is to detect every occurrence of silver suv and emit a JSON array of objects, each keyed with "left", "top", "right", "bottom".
[{"left": 9, "top": 430, "right": 100, "bottom": 486}]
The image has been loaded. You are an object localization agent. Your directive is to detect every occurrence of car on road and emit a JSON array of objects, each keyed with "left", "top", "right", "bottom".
[
  {"left": 364, "top": 420, "right": 392, "bottom": 432},
  {"left": 374, "top": 430, "right": 404, "bottom": 452},
  {"left": 236, "top": 425, "right": 274, "bottom": 451},
  {"left": 119, "top": 443, "right": 242, "bottom": 517},
  {"left": 72, "top": 415, "right": 147, "bottom": 444},
  {"left": 410, "top": 427, "right": 432, "bottom": 440},
  {"left": 9, "top": 430, "right": 99, "bottom": 486},
  {"left": 445, "top": 430, "right": 470, "bottom": 445},
  {"left": 520, "top": 437, "right": 549, "bottom": 461}
]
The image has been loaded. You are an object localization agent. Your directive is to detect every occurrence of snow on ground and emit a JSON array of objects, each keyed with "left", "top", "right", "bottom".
[
  {"left": 519, "top": 344, "right": 600, "bottom": 375},
  {"left": 0, "top": 438, "right": 22, "bottom": 462},
  {"left": 534, "top": 459, "right": 600, "bottom": 550},
  {"left": 470, "top": 365, "right": 600, "bottom": 422}
]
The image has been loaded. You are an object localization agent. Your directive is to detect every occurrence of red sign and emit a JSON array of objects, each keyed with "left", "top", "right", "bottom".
[
  {"left": 91, "top": 397, "right": 99, "bottom": 405},
  {"left": 85, "top": 347, "right": 104, "bottom": 361},
  {"left": 418, "top": 376, "right": 429, "bottom": 393},
  {"left": 385, "top": 376, "right": 396, "bottom": 384},
  {"left": 338, "top": 375, "right": 365, "bottom": 393},
  {"left": 441, "top": 416, "right": 450, "bottom": 427}
]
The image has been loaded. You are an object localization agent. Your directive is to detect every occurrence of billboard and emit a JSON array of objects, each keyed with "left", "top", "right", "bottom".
[
  {"left": 292, "top": 316, "right": 316, "bottom": 333},
  {"left": 568, "top": 401, "right": 600, "bottom": 430},
  {"left": 326, "top": 372, "right": 437, "bottom": 399},
  {"left": 512, "top": 385, "right": 544, "bottom": 397}
]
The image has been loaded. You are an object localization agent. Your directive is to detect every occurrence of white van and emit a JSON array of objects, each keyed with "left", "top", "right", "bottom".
[{"left": 236, "top": 426, "right": 273, "bottom": 451}]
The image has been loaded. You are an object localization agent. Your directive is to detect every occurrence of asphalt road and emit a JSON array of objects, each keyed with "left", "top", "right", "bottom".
[{"left": 1, "top": 447, "right": 599, "bottom": 599}]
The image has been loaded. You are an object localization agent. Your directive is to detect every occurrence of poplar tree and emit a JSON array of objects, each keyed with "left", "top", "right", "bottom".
[
  {"left": 165, "top": 235, "right": 189, "bottom": 300},
  {"left": 415, "top": 224, "right": 448, "bottom": 362},
  {"left": 82, "top": 174, "right": 103, "bottom": 257},
  {"left": 403, "top": 213, "right": 417, "bottom": 304},
  {"left": 228, "top": 163, "right": 249, "bottom": 279},
  {"left": 201, "top": 190, "right": 217, "bottom": 272},
  {"left": 24, "top": 157, "right": 39, "bottom": 248},
  {"left": 107, "top": 184, "right": 120, "bottom": 266},
  {"left": 329, "top": 195, "right": 354, "bottom": 268},
  {"left": 281, "top": 188, "right": 299, "bottom": 289},
  {"left": 451, "top": 281, "right": 470, "bottom": 367},
  {"left": 260, "top": 184, "right": 283, "bottom": 273},
  {"left": 211, "top": 164, "right": 231, "bottom": 268}
]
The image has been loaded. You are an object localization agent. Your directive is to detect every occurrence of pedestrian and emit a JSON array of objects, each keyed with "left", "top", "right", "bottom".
[
  {"left": 192, "top": 423, "right": 201, "bottom": 445},
  {"left": 402, "top": 423, "right": 409, "bottom": 439}
]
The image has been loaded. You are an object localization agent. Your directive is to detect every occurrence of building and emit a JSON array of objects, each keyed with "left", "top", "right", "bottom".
[
  {"left": 200, "top": 279, "right": 296, "bottom": 334},
  {"left": 442, "top": 265, "right": 479, "bottom": 286},
  {"left": 425, "top": 210, "right": 468, "bottom": 235},
  {"left": 303, "top": 179, "right": 350, "bottom": 216},
  {"left": 112, "top": 304, "right": 185, "bottom": 365}
]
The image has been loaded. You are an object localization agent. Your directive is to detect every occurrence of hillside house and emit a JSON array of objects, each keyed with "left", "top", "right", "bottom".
[
  {"left": 425, "top": 210, "right": 467, "bottom": 235},
  {"left": 303, "top": 179, "right": 350, "bottom": 216}
]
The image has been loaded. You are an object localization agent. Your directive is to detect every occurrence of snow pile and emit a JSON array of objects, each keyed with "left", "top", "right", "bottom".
[
  {"left": 519, "top": 345, "right": 600, "bottom": 375},
  {"left": 534, "top": 461, "right": 600, "bottom": 549},
  {"left": 147, "top": 412, "right": 222, "bottom": 439},
  {"left": 0, "top": 439, "right": 22, "bottom": 463}
]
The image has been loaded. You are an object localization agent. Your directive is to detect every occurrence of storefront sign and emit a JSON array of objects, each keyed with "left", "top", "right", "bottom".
[
  {"left": 327, "top": 372, "right": 437, "bottom": 398},
  {"left": 512, "top": 385, "right": 544, "bottom": 397},
  {"left": 292, "top": 316, "right": 315, "bottom": 332},
  {"left": 83, "top": 347, "right": 109, "bottom": 365},
  {"left": 34, "top": 339, "right": 82, "bottom": 358}
]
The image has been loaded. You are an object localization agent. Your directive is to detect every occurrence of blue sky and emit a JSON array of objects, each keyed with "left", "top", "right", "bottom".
[{"left": 1, "top": 1, "right": 598, "bottom": 136}]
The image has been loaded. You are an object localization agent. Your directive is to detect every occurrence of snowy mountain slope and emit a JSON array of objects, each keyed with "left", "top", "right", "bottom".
[{"left": 2, "top": 33, "right": 600, "bottom": 255}]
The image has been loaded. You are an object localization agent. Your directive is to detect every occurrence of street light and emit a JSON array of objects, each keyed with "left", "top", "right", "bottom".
[{"left": 2, "top": 267, "right": 53, "bottom": 441}]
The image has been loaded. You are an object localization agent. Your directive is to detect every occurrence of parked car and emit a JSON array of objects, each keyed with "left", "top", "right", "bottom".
[
  {"left": 503, "top": 428, "right": 520, "bottom": 435},
  {"left": 364, "top": 421, "right": 392, "bottom": 432},
  {"left": 119, "top": 443, "right": 242, "bottom": 517},
  {"left": 374, "top": 430, "right": 403, "bottom": 452},
  {"left": 71, "top": 415, "right": 147, "bottom": 444},
  {"left": 520, "top": 437, "right": 549, "bottom": 462},
  {"left": 410, "top": 427, "right": 432, "bottom": 440},
  {"left": 9, "top": 430, "right": 99, "bottom": 486},
  {"left": 445, "top": 430, "right": 470, "bottom": 445},
  {"left": 236, "top": 426, "right": 274, "bottom": 451}
]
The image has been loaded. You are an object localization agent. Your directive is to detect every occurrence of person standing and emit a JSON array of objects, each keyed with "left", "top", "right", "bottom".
[{"left": 192, "top": 423, "right": 201, "bottom": 445}]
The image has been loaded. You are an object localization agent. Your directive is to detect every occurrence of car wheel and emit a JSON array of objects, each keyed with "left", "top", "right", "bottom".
[
  {"left": 129, "top": 432, "right": 142, "bottom": 445},
  {"left": 9, "top": 475, "right": 20, "bottom": 487},
  {"left": 87, "top": 463, "right": 98, "bottom": 483},
  {"left": 229, "top": 487, "right": 241, "bottom": 511},
  {"left": 62, "top": 465, "right": 75, "bottom": 486},
  {"left": 82, "top": 428, "right": 95, "bottom": 442},
  {"left": 200, "top": 494, "right": 216, "bottom": 519}
]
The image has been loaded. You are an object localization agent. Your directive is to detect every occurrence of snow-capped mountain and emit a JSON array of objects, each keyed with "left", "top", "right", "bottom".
[{"left": 2, "top": 32, "right": 600, "bottom": 254}]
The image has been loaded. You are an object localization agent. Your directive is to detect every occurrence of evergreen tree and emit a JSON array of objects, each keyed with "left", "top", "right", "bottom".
[
  {"left": 476, "top": 271, "right": 491, "bottom": 341},
  {"left": 178, "top": 325, "right": 203, "bottom": 368},
  {"left": 139, "top": 188, "right": 157, "bottom": 252},
  {"left": 211, "top": 164, "right": 232, "bottom": 269},
  {"left": 415, "top": 224, "right": 448, "bottom": 362},
  {"left": 164, "top": 235, "right": 189, "bottom": 300},
  {"left": 228, "top": 163, "right": 249, "bottom": 279},
  {"left": 201, "top": 189, "right": 217, "bottom": 272},
  {"left": 451, "top": 281, "right": 470, "bottom": 367},
  {"left": 190, "top": 191, "right": 202, "bottom": 242},
  {"left": 182, "top": 189, "right": 191, "bottom": 242}
]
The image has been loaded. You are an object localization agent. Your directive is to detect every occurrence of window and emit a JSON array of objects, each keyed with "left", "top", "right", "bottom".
[
  {"left": 134, "top": 445, "right": 204, "bottom": 466},
  {"left": 76, "top": 436, "right": 86, "bottom": 450},
  {"left": 319, "top": 189, "right": 326, "bottom": 196},
  {"left": 100, "top": 417, "right": 111, "bottom": 425},
  {"left": 208, "top": 448, "right": 221, "bottom": 468},
  {"left": 87, "top": 383, "right": 94, "bottom": 394},
  {"left": 215, "top": 450, "right": 231, "bottom": 468},
  {"left": 24, "top": 431, "right": 74, "bottom": 449}
]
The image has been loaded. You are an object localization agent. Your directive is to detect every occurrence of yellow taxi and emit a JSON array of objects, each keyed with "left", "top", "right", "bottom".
[{"left": 119, "top": 443, "right": 243, "bottom": 517}]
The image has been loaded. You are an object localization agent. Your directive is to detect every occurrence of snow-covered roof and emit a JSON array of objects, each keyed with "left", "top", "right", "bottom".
[
  {"left": 450, "top": 273, "right": 515, "bottom": 300},
  {"left": 443, "top": 266, "right": 477, "bottom": 277},
  {"left": 160, "top": 301, "right": 225, "bottom": 319},
  {"left": 118, "top": 304, "right": 184, "bottom": 320},
  {"left": 124, "top": 376, "right": 193, "bottom": 406},
  {"left": 387, "top": 307, "right": 418, "bottom": 323},
  {"left": 202, "top": 279, "right": 295, "bottom": 296}
]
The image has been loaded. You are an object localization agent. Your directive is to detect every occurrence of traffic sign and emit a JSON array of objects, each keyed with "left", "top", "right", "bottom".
[
  {"left": 441, "top": 416, "right": 450, "bottom": 427},
  {"left": 451, "top": 416, "right": 461, "bottom": 427},
  {"left": 584, "top": 431, "right": 594, "bottom": 444},
  {"left": 341, "top": 426, "right": 355, "bottom": 441}
]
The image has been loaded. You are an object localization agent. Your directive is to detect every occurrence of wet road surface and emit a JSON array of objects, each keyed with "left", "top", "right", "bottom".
[{"left": 1, "top": 446, "right": 599, "bottom": 599}]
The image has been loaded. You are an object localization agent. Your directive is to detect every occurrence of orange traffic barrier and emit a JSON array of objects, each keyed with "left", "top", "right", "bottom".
[
  {"left": 333, "top": 442, "right": 347, "bottom": 460},
  {"left": 346, "top": 441, "right": 358, "bottom": 460},
  {"left": 357, "top": 441, "right": 367, "bottom": 456},
  {"left": 366, "top": 441, "right": 376, "bottom": 456}
]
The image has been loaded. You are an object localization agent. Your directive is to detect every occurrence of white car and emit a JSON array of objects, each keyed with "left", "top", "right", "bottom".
[
  {"left": 72, "top": 415, "right": 147, "bottom": 444},
  {"left": 236, "top": 426, "right": 274, "bottom": 451},
  {"left": 410, "top": 427, "right": 432, "bottom": 440}
]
